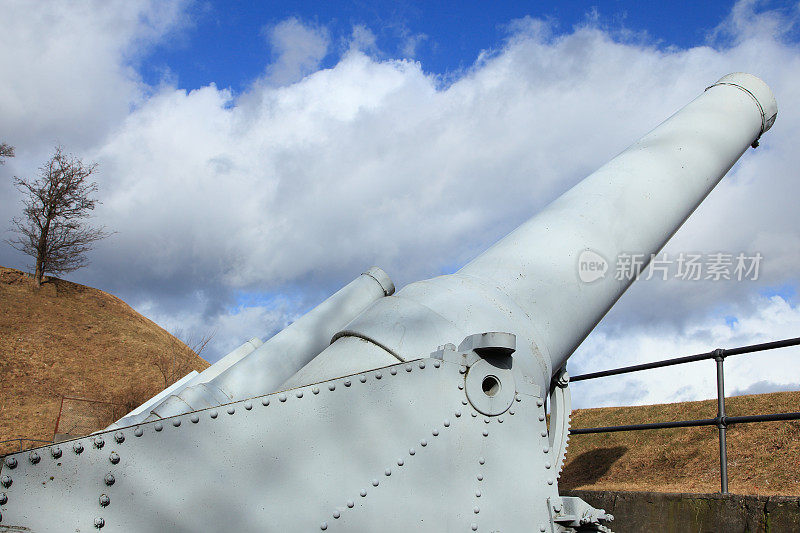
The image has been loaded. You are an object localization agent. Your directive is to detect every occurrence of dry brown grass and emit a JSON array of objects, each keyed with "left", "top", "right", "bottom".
[
  {"left": 561, "top": 391, "right": 800, "bottom": 496},
  {"left": 0, "top": 266, "right": 209, "bottom": 454}
]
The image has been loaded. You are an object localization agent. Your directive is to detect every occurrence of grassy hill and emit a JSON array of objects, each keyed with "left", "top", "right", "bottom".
[
  {"left": 562, "top": 390, "right": 800, "bottom": 496},
  {"left": 0, "top": 266, "right": 209, "bottom": 454}
]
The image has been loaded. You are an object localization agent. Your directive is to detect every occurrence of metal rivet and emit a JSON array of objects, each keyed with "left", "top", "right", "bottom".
[
  {"left": 419, "top": 361, "right": 426, "bottom": 369},
  {"left": 459, "top": 366, "right": 467, "bottom": 374},
  {"left": 477, "top": 474, "right": 483, "bottom": 481},
  {"left": 471, "top": 524, "right": 478, "bottom": 531},
  {"left": 312, "top": 387, "right": 320, "bottom": 395},
  {"left": 536, "top": 399, "right": 543, "bottom": 407},
  {"left": 0, "top": 476, "right": 11, "bottom": 488},
  {"left": 462, "top": 400, "right": 468, "bottom": 405},
  {"left": 279, "top": 393, "right": 287, "bottom": 401},
  {"left": 104, "top": 473, "right": 115, "bottom": 486},
  {"left": 547, "top": 478, "right": 554, "bottom": 485},
  {"left": 553, "top": 504, "right": 562, "bottom": 513},
  {"left": 296, "top": 391, "right": 303, "bottom": 398},
  {"left": 320, "top": 522, "right": 327, "bottom": 530},
  {"left": 420, "top": 439, "right": 427, "bottom": 447},
  {"left": 385, "top": 468, "right": 391, "bottom": 476},
  {"left": 515, "top": 394, "right": 522, "bottom": 402},
  {"left": 482, "top": 430, "right": 489, "bottom": 437},
  {"left": 99, "top": 494, "right": 110, "bottom": 507},
  {"left": 444, "top": 419, "right": 450, "bottom": 427},
  {"left": 210, "top": 411, "right": 218, "bottom": 419},
  {"left": 479, "top": 457, "right": 485, "bottom": 465},
  {"left": 360, "top": 489, "right": 367, "bottom": 497},
  {"left": 455, "top": 410, "right": 461, "bottom": 417},
  {"left": 458, "top": 383, "right": 465, "bottom": 390},
  {"left": 540, "top": 526, "right": 546, "bottom": 532},
  {"left": 344, "top": 380, "right": 351, "bottom": 387},
  {"left": 94, "top": 437, "right": 105, "bottom": 449},
  {"left": 390, "top": 368, "right": 397, "bottom": 375},
  {"left": 109, "top": 452, "right": 120, "bottom": 465},
  {"left": 333, "top": 510, "right": 340, "bottom": 519},
  {"left": 471, "top": 412, "right": 477, "bottom": 417},
  {"left": 262, "top": 398, "right": 270, "bottom": 406},
  {"left": 405, "top": 364, "right": 412, "bottom": 372},
  {"left": 375, "top": 372, "right": 382, "bottom": 379},
  {"left": 397, "top": 458, "right": 404, "bottom": 466},
  {"left": 328, "top": 384, "right": 336, "bottom": 391},
  {"left": 359, "top": 375, "right": 367, "bottom": 383},
  {"left": 0, "top": 492, "right": 6, "bottom": 505},
  {"left": 134, "top": 427, "right": 144, "bottom": 437},
  {"left": 347, "top": 500, "right": 354, "bottom": 508},
  {"left": 227, "top": 407, "right": 236, "bottom": 415},
  {"left": 191, "top": 414, "right": 199, "bottom": 424},
  {"left": 432, "top": 429, "right": 439, "bottom": 436},
  {"left": 114, "top": 432, "right": 125, "bottom": 444},
  {"left": 475, "top": 490, "right": 481, "bottom": 498},
  {"left": 173, "top": 419, "right": 181, "bottom": 427},
  {"left": 543, "top": 447, "right": 549, "bottom": 454},
  {"left": 484, "top": 418, "right": 490, "bottom": 424},
  {"left": 4, "top": 457, "right": 16, "bottom": 469},
  {"left": 154, "top": 422, "right": 163, "bottom": 432},
  {"left": 244, "top": 401, "right": 253, "bottom": 410},
  {"left": 434, "top": 360, "right": 441, "bottom": 368},
  {"left": 498, "top": 417, "right": 503, "bottom": 423},
  {"left": 474, "top": 506, "right": 480, "bottom": 514},
  {"left": 94, "top": 517, "right": 105, "bottom": 528},
  {"left": 541, "top": 430, "right": 547, "bottom": 437},
  {"left": 509, "top": 409, "right": 515, "bottom": 415},
  {"left": 545, "top": 462, "right": 551, "bottom": 469},
  {"left": 51, "top": 447, "right": 62, "bottom": 459},
  {"left": 73, "top": 443, "right": 84, "bottom": 454},
  {"left": 372, "top": 479, "right": 379, "bottom": 487},
  {"left": 538, "top": 414, "right": 545, "bottom": 422},
  {"left": 409, "top": 448, "right": 416, "bottom": 456}
]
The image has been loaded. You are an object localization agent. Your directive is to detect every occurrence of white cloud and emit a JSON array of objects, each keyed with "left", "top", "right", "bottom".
[{"left": 2, "top": 4, "right": 800, "bottom": 393}]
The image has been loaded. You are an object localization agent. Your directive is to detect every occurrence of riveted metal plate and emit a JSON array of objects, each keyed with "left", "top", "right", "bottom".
[{"left": 0, "top": 359, "right": 555, "bottom": 532}]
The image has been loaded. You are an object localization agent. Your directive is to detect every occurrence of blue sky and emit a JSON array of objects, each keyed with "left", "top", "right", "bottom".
[
  {"left": 2, "top": 0, "right": 800, "bottom": 408},
  {"left": 145, "top": 1, "right": 759, "bottom": 92}
]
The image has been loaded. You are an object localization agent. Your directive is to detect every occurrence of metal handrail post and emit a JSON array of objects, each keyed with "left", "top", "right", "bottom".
[{"left": 714, "top": 349, "right": 728, "bottom": 494}]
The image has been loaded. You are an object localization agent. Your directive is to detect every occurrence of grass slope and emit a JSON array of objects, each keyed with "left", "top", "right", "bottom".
[
  {"left": 0, "top": 266, "right": 209, "bottom": 454},
  {"left": 562, "top": 391, "right": 800, "bottom": 496}
]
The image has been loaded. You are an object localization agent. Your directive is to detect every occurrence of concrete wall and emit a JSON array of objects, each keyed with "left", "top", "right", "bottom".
[{"left": 567, "top": 490, "right": 800, "bottom": 533}]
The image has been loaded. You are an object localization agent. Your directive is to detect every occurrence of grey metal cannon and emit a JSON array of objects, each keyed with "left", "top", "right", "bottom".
[{"left": 0, "top": 73, "right": 777, "bottom": 532}]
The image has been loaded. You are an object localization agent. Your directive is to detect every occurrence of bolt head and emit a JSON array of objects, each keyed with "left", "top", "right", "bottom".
[
  {"left": 114, "top": 432, "right": 125, "bottom": 444},
  {"left": 51, "top": 446, "right": 62, "bottom": 458},
  {"left": 0, "top": 476, "right": 10, "bottom": 488},
  {"left": 29, "top": 451, "right": 40, "bottom": 464},
  {"left": 104, "top": 473, "right": 115, "bottom": 486},
  {"left": 73, "top": 443, "right": 84, "bottom": 454},
  {"left": 4, "top": 457, "right": 16, "bottom": 469},
  {"left": 344, "top": 380, "right": 351, "bottom": 387},
  {"left": 109, "top": 452, "right": 120, "bottom": 465},
  {"left": 94, "top": 437, "right": 105, "bottom": 448},
  {"left": 94, "top": 516, "right": 105, "bottom": 528},
  {"left": 99, "top": 494, "right": 110, "bottom": 507}
]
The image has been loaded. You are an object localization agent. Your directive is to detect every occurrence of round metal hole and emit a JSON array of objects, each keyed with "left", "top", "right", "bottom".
[{"left": 482, "top": 375, "right": 501, "bottom": 397}]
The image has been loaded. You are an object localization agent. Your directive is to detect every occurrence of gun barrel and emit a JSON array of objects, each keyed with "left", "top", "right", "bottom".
[{"left": 282, "top": 73, "right": 777, "bottom": 392}]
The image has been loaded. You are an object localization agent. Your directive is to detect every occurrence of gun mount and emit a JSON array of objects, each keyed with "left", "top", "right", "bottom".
[{"left": 0, "top": 73, "right": 777, "bottom": 532}]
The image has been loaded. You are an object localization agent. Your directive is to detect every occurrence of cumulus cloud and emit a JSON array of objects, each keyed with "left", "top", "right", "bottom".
[{"left": 1, "top": 2, "right": 799, "bottom": 400}]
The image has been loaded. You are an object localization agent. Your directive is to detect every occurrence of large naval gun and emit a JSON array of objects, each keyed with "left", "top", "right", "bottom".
[{"left": 0, "top": 73, "right": 777, "bottom": 532}]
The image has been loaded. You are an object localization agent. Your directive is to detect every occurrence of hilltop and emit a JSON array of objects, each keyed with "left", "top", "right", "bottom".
[
  {"left": 562, "top": 390, "right": 800, "bottom": 496},
  {"left": 0, "top": 266, "right": 209, "bottom": 454}
]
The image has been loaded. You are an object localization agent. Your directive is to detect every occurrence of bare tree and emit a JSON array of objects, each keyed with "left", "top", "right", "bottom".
[
  {"left": 153, "top": 328, "right": 216, "bottom": 389},
  {"left": 0, "top": 142, "right": 13, "bottom": 163},
  {"left": 7, "top": 146, "right": 111, "bottom": 286}
]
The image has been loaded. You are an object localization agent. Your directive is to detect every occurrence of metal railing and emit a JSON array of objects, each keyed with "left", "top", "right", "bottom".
[{"left": 568, "top": 336, "right": 800, "bottom": 494}]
